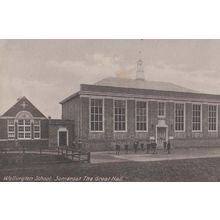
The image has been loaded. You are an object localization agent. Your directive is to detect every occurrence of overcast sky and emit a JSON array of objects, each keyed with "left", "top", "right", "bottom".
[{"left": 1, "top": 39, "right": 220, "bottom": 118}]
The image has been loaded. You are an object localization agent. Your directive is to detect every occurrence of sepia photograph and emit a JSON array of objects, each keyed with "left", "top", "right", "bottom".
[
  {"left": 1, "top": 39, "right": 220, "bottom": 181},
  {"left": 2, "top": 1, "right": 220, "bottom": 220}
]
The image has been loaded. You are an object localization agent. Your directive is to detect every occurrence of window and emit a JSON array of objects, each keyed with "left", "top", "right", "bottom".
[
  {"left": 8, "top": 120, "right": 15, "bottom": 139},
  {"left": 34, "top": 120, "right": 41, "bottom": 139},
  {"left": 18, "top": 119, "right": 31, "bottom": 139},
  {"left": 192, "top": 104, "right": 202, "bottom": 131},
  {"left": 208, "top": 105, "right": 217, "bottom": 131},
  {"left": 175, "top": 103, "right": 185, "bottom": 131},
  {"left": 136, "top": 101, "right": 147, "bottom": 131},
  {"left": 90, "top": 99, "right": 104, "bottom": 131},
  {"left": 114, "top": 100, "right": 126, "bottom": 131},
  {"left": 158, "top": 102, "right": 165, "bottom": 117}
]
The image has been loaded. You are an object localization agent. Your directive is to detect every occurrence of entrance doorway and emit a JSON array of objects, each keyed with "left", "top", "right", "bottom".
[
  {"left": 58, "top": 128, "right": 69, "bottom": 147},
  {"left": 156, "top": 126, "right": 168, "bottom": 147},
  {"left": 59, "top": 131, "right": 67, "bottom": 146}
]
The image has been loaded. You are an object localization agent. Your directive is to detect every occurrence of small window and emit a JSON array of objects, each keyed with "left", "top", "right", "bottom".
[
  {"left": 34, "top": 120, "right": 41, "bottom": 139},
  {"left": 25, "top": 120, "right": 31, "bottom": 125},
  {"left": 25, "top": 133, "right": 31, "bottom": 139},
  {"left": 90, "top": 99, "right": 104, "bottom": 132},
  {"left": 19, "top": 127, "right": 24, "bottom": 132},
  {"left": 34, "top": 133, "right": 40, "bottom": 139},
  {"left": 18, "top": 133, "right": 24, "bottom": 139},
  {"left": 158, "top": 102, "right": 165, "bottom": 117},
  {"left": 192, "top": 104, "right": 202, "bottom": 131},
  {"left": 136, "top": 101, "right": 147, "bottom": 131},
  {"left": 175, "top": 103, "right": 185, "bottom": 131},
  {"left": 8, "top": 120, "right": 15, "bottom": 139},
  {"left": 208, "top": 105, "right": 217, "bottom": 131},
  {"left": 18, "top": 119, "right": 31, "bottom": 139},
  {"left": 114, "top": 100, "right": 127, "bottom": 131},
  {"left": 18, "top": 119, "right": 24, "bottom": 125}
]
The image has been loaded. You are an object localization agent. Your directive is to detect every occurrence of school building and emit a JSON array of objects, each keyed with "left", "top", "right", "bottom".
[
  {"left": 1, "top": 59, "right": 220, "bottom": 151},
  {"left": 0, "top": 96, "right": 74, "bottom": 149},
  {"left": 60, "top": 60, "right": 220, "bottom": 151}
]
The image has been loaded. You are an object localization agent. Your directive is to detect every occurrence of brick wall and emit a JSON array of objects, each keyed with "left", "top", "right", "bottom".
[
  {"left": 62, "top": 93, "right": 220, "bottom": 151},
  {"left": 148, "top": 101, "right": 157, "bottom": 137},
  {"left": 218, "top": 104, "right": 220, "bottom": 137},
  {"left": 62, "top": 96, "right": 80, "bottom": 138},
  {"left": 0, "top": 119, "right": 7, "bottom": 139},
  {"left": 81, "top": 97, "right": 89, "bottom": 140},
  {"left": 174, "top": 138, "right": 220, "bottom": 148},
  {"left": 185, "top": 103, "right": 192, "bottom": 138},
  {"left": 166, "top": 102, "right": 175, "bottom": 137},
  {"left": 104, "top": 98, "right": 113, "bottom": 140},
  {"left": 127, "top": 100, "right": 135, "bottom": 139},
  {"left": 41, "top": 119, "right": 49, "bottom": 139},
  {"left": 48, "top": 119, "right": 74, "bottom": 148}
]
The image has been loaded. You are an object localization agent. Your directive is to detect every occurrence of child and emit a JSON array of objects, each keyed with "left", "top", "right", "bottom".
[
  {"left": 115, "top": 144, "right": 120, "bottom": 155},
  {"left": 152, "top": 140, "right": 157, "bottom": 154},
  {"left": 163, "top": 140, "right": 167, "bottom": 152},
  {"left": 133, "top": 141, "right": 138, "bottom": 154},
  {"left": 124, "top": 143, "right": 129, "bottom": 154},
  {"left": 167, "top": 140, "right": 171, "bottom": 154},
  {"left": 146, "top": 143, "right": 151, "bottom": 154}
]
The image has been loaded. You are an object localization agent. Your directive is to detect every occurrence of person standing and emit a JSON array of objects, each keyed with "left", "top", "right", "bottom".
[
  {"left": 115, "top": 144, "right": 120, "bottom": 155},
  {"left": 146, "top": 143, "right": 150, "bottom": 154},
  {"left": 78, "top": 139, "right": 82, "bottom": 151},
  {"left": 146, "top": 139, "right": 150, "bottom": 154},
  {"left": 124, "top": 143, "right": 129, "bottom": 154},
  {"left": 152, "top": 140, "right": 157, "bottom": 154},
  {"left": 163, "top": 140, "right": 167, "bottom": 152},
  {"left": 134, "top": 141, "right": 138, "bottom": 154},
  {"left": 167, "top": 140, "right": 171, "bottom": 154}
]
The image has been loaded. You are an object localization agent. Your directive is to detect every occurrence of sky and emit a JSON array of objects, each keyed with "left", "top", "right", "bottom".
[{"left": 1, "top": 39, "right": 220, "bottom": 118}]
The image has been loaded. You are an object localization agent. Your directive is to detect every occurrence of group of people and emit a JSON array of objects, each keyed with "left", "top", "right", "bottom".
[
  {"left": 115, "top": 139, "right": 172, "bottom": 155},
  {"left": 163, "top": 140, "right": 171, "bottom": 154}
]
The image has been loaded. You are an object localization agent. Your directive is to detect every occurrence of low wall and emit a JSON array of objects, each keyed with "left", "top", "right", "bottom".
[
  {"left": 173, "top": 138, "right": 220, "bottom": 148},
  {"left": 0, "top": 139, "right": 49, "bottom": 149}
]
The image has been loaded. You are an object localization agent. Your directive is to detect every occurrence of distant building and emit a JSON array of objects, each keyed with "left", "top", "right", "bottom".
[
  {"left": 60, "top": 60, "right": 220, "bottom": 151},
  {"left": 0, "top": 97, "right": 73, "bottom": 148}
]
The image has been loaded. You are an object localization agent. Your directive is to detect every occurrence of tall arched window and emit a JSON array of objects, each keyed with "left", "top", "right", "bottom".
[{"left": 16, "top": 111, "right": 33, "bottom": 140}]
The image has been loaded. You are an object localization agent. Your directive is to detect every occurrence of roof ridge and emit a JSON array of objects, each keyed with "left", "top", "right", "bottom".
[
  {"left": 95, "top": 77, "right": 198, "bottom": 93},
  {"left": 1, "top": 96, "right": 47, "bottom": 118}
]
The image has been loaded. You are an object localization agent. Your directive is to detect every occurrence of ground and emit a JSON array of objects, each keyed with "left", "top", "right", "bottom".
[
  {"left": 1, "top": 148, "right": 220, "bottom": 181},
  {"left": 91, "top": 147, "right": 220, "bottom": 163}
]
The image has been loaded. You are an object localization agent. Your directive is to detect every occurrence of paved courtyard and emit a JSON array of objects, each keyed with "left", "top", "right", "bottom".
[{"left": 91, "top": 147, "right": 220, "bottom": 163}]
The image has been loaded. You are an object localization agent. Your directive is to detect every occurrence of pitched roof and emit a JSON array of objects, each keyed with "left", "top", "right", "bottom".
[
  {"left": 1, "top": 96, "right": 46, "bottom": 118},
  {"left": 60, "top": 77, "right": 201, "bottom": 104},
  {"left": 95, "top": 77, "right": 199, "bottom": 93}
]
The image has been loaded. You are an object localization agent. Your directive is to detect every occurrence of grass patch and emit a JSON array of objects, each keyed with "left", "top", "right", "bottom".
[
  {"left": 0, "top": 153, "right": 72, "bottom": 168},
  {"left": 1, "top": 156, "right": 220, "bottom": 181}
]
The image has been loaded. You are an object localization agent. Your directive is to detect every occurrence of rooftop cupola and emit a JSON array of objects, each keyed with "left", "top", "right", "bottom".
[{"left": 136, "top": 58, "right": 145, "bottom": 81}]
